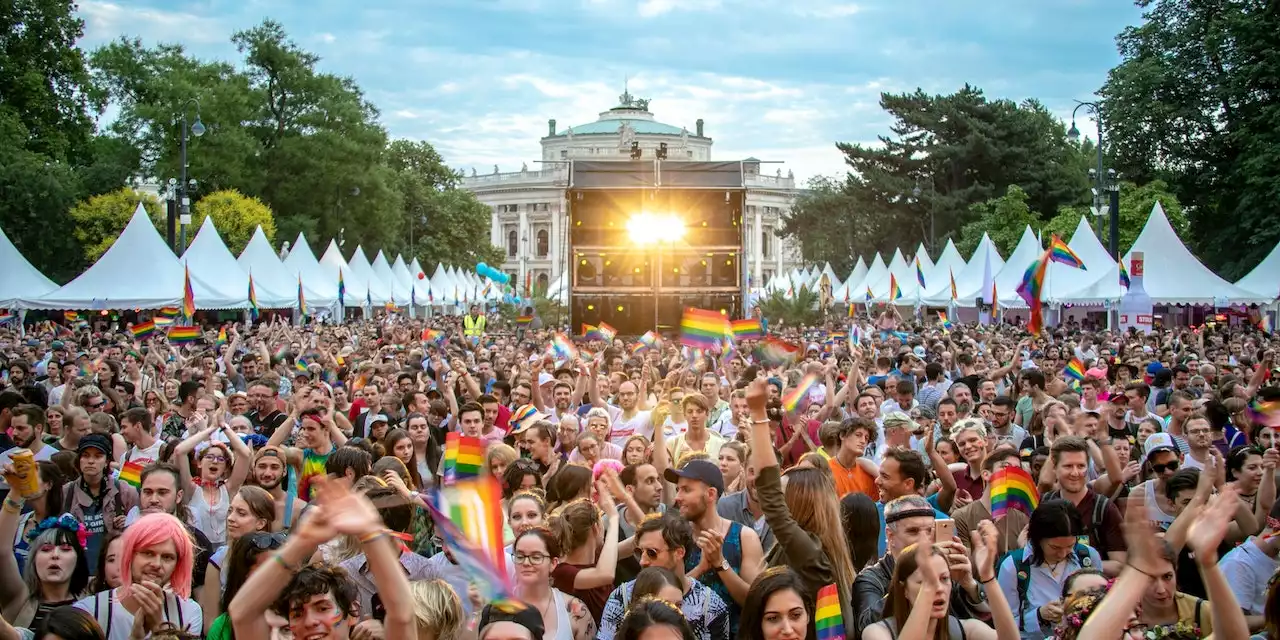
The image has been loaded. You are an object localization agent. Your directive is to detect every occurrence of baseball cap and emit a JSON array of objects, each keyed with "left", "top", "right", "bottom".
[
  {"left": 479, "top": 602, "right": 544, "bottom": 640},
  {"left": 537, "top": 372, "right": 555, "bottom": 388},
  {"left": 50, "top": 340, "right": 65, "bottom": 351},
  {"left": 1142, "top": 432, "right": 1179, "bottom": 467},
  {"left": 369, "top": 414, "right": 389, "bottom": 424},
  {"left": 76, "top": 433, "right": 112, "bottom": 457},
  {"left": 663, "top": 459, "right": 725, "bottom": 495}
]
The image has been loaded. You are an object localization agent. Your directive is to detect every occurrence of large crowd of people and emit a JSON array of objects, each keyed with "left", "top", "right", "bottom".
[{"left": 0, "top": 304, "right": 1277, "bottom": 640}]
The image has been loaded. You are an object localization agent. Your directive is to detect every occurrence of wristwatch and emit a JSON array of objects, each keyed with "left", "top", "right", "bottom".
[{"left": 714, "top": 561, "right": 731, "bottom": 574}]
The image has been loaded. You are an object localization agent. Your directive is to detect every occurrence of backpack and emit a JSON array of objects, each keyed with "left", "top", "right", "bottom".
[
  {"left": 1043, "top": 490, "right": 1110, "bottom": 552},
  {"left": 1005, "top": 543, "right": 1094, "bottom": 631}
]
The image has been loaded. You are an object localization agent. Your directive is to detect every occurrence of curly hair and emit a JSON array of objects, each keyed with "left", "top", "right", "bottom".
[{"left": 272, "top": 563, "right": 359, "bottom": 620}]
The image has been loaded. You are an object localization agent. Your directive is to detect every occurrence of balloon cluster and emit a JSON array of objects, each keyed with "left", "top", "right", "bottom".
[{"left": 477, "top": 263, "right": 523, "bottom": 305}]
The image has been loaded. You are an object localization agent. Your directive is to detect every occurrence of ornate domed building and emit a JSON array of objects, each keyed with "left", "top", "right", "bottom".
[{"left": 461, "top": 89, "right": 804, "bottom": 297}]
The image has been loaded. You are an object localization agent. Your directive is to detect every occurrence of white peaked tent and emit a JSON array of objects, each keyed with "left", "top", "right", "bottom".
[
  {"left": 853, "top": 254, "right": 889, "bottom": 302},
  {"left": 0, "top": 225, "right": 59, "bottom": 308},
  {"left": 319, "top": 241, "right": 369, "bottom": 307},
  {"left": 372, "top": 251, "right": 409, "bottom": 306},
  {"left": 1123, "top": 203, "right": 1269, "bottom": 305},
  {"left": 391, "top": 256, "right": 417, "bottom": 305},
  {"left": 409, "top": 258, "right": 433, "bottom": 304},
  {"left": 991, "top": 227, "right": 1043, "bottom": 308},
  {"left": 925, "top": 240, "right": 966, "bottom": 300},
  {"left": 181, "top": 217, "right": 253, "bottom": 306},
  {"left": 348, "top": 247, "right": 391, "bottom": 305},
  {"left": 1042, "top": 217, "right": 1114, "bottom": 305},
  {"left": 867, "top": 249, "right": 916, "bottom": 302},
  {"left": 1236, "top": 241, "right": 1280, "bottom": 300},
  {"left": 914, "top": 244, "right": 935, "bottom": 284},
  {"left": 281, "top": 234, "right": 339, "bottom": 307},
  {"left": 237, "top": 227, "right": 299, "bottom": 309},
  {"left": 34, "top": 204, "right": 245, "bottom": 310},
  {"left": 927, "top": 233, "right": 1004, "bottom": 307},
  {"left": 429, "top": 264, "right": 451, "bottom": 304},
  {"left": 833, "top": 257, "right": 868, "bottom": 303}
]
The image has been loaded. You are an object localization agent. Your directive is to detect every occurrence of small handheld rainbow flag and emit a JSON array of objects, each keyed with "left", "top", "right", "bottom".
[
  {"left": 782, "top": 373, "right": 820, "bottom": 412},
  {"left": 1063, "top": 357, "right": 1086, "bottom": 381},
  {"left": 425, "top": 477, "right": 520, "bottom": 610},
  {"left": 130, "top": 320, "right": 156, "bottom": 340},
  {"left": 248, "top": 274, "right": 260, "bottom": 321},
  {"left": 550, "top": 332, "right": 578, "bottom": 361},
  {"left": 515, "top": 314, "right": 533, "bottom": 325},
  {"left": 731, "top": 318, "right": 763, "bottom": 341},
  {"left": 1248, "top": 399, "right": 1280, "bottom": 428},
  {"left": 937, "top": 312, "right": 953, "bottom": 333},
  {"left": 915, "top": 258, "right": 926, "bottom": 288},
  {"left": 864, "top": 286, "right": 873, "bottom": 302},
  {"left": 215, "top": 327, "right": 228, "bottom": 349},
  {"left": 1048, "top": 235, "right": 1086, "bottom": 270},
  {"left": 889, "top": 274, "right": 902, "bottom": 300},
  {"left": 167, "top": 325, "right": 201, "bottom": 344},
  {"left": 1118, "top": 258, "right": 1131, "bottom": 288},
  {"left": 64, "top": 311, "right": 79, "bottom": 323},
  {"left": 119, "top": 459, "right": 145, "bottom": 489},
  {"left": 422, "top": 327, "right": 444, "bottom": 344},
  {"left": 182, "top": 265, "right": 196, "bottom": 320},
  {"left": 680, "top": 308, "right": 729, "bottom": 350},
  {"left": 991, "top": 465, "right": 1039, "bottom": 518},
  {"left": 443, "top": 433, "right": 485, "bottom": 485},
  {"left": 639, "top": 331, "right": 660, "bottom": 348},
  {"left": 755, "top": 335, "right": 800, "bottom": 367},
  {"left": 582, "top": 324, "right": 605, "bottom": 341},
  {"left": 297, "top": 276, "right": 307, "bottom": 317},
  {"left": 0, "top": 312, "right": 14, "bottom": 326},
  {"left": 815, "top": 583, "right": 845, "bottom": 640},
  {"left": 598, "top": 322, "right": 617, "bottom": 342}
]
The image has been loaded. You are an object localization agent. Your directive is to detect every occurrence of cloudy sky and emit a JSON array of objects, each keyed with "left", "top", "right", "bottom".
[{"left": 77, "top": 0, "right": 1145, "bottom": 183}]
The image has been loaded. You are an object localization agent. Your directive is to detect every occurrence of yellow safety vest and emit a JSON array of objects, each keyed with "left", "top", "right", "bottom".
[{"left": 463, "top": 315, "right": 486, "bottom": 337}]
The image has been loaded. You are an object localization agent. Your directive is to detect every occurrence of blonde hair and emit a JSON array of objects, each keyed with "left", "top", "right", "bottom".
[
  {"left": 485, "top": 443, "right": 518, "bottom": 475},
  {"left": 410, "top": 579, "right": 464, "bottom": 640},
  {"left": 782, "top": 467, "right": 856, "bottom": 595}
]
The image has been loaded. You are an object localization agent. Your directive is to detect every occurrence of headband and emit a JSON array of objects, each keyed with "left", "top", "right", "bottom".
[{"left": 884, "top": 508, "right": 935, "bottom": 524}]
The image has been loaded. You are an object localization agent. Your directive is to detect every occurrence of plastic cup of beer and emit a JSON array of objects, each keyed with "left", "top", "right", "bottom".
[{"left": 9, "top": 449, "right": 40, "bottom": 497}]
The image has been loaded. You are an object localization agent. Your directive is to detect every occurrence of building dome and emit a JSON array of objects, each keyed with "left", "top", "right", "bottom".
[{"left": 549, "top": 90, "right": 701, "bottom": 137}]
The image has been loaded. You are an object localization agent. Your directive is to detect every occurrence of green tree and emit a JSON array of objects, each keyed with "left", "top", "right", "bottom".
[
  {"left": 780, "top": 176, "right": 885, "bottom": 274},
  {"left": 956, "top": 185, "right": 1041, "bottom": 256},
  {"left": 68, "top": 187, "right": 163, "bottom": 262},
  {"left": 822, "top": 85, "right": 1091, "bottom": 259},
  {"left": 191, "top": 189, "right": 275, "bottom": 255},
  {"left": 1043, "top": 180, "right": 1189, "bottom": 257},
  {"left": 755, "top": 287, "right": 822, "bottom": 327},
  {"left": 1099, "top": 0, "right": 1279, "bottom": 279},
  {"left": 0, "top": 111, "right": 83, "bottom": 281}
]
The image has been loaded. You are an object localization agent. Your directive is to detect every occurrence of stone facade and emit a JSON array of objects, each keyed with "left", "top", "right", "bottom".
[{"left": 460, "top": 91, "right": 804, "bottom": 294}]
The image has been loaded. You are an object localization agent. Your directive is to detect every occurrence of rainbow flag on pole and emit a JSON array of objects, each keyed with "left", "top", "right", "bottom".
[
  {"left": 425, "top": 476, "right": 520, "bottom": 610},
  {"left": 1064, "top": 357, "right": 1086, "bottom": 381},
  {"left": 338, "top": 268, "right": 346, "bottom": 307},
  {"left": 182, "top": 266, "right": 196, "bottom": 320},
  {"left": 815, "top": 583, "right": 845, "bottom": 640},
  {"left": 1048, "top": 235, "right": 1087, "bottom": 270},
  {"left": 297, "top": 276, "right": 307, "bottom": 317},
  {"left": 248, "top": 274, "right": 260, "bottom": 321},
  {"left": 443, "top": 433, "right": 485, "bottom": 484},
  {"left": 781, "top": 373, "right": 820, "bottom": 412},
  {"left": 1016, "top": 249, "right": 1051, "bottom": 335},
  {"left": 950, "top": 269, "right": 958, "bottom": 300},
  {"left": 730, "top": 318, "right": 763, "bottom": 341},
  {"left": 755, "top": 336, "right": 800, "bottom": 367},
  {"left": 215, "top": 327, "right": 228, "bottom": 349},
  {"left": 130, "top": 320, "right": 156, "bottom": 340},
  {"left": 915, "top": 258, "right": 926, "bottom": 288},
  {"left": 991, "top": 465, "right": 1039, "bottom": 518},
  {"left": 680, "top": 308, "right": 729, "bottom": 350},
  {"left": 1119, "top": 258, "right": 1131, "bottom": 288},
  {"left": 598, "top": 322, "right": 618, "bottom": 342},
  {"left": 167, "top": 325, "right": 201, "bottom": 344},
  {"left": 888, "top": 274, "right": 902, "bottom": 300}
]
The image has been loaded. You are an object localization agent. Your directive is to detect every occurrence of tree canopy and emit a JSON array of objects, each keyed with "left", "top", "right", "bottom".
[{"left": 191, "top": 189, "right": 276, "bottom": 255}]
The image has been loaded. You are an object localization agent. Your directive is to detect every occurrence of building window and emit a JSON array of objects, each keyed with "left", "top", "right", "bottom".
[
  {"left": 507, "top": 229, "right": 518, "bottom": 257},
  {"left": 761, "top": 231, "right": 772, "bottom": 259},
  {"left": 499, "top": 204, "right": 519, "bottom": 214},
  {"left": 536, "top": 229, "right": 549, "bottom": 258},
  {"left": 536, "top": 272, "right": 549, "bottom": 294}
]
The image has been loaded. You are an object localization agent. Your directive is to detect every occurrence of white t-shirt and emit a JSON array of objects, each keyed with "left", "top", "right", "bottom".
[
  {"left": 75, "top": 588, "right": 203, "bottom": 640},
  {"left": 609, "top": 408, "right": 653, "bottom": 447}
]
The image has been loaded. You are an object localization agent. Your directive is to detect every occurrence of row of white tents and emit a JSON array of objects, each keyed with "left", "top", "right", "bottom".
[
  {"left": 757, "top": 203, "right": 1279, "bottom": 310},
  {"left": 0, "top": 204, "right": 570, "bottom": 312}
]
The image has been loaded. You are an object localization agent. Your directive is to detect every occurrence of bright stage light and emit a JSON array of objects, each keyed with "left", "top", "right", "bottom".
[{"left": 627, "top": 213, "right": 685, "bottom": 245}]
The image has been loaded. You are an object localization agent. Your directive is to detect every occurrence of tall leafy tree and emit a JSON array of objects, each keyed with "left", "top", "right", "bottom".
[
  {"left": 191, "top": 189, "right": 276, "bottom": 255},
  {"left": 0, "top": 0, "right": 93, "bottom": 161},
  {"left": 68, "top": 187, "right": 162, "bottom": 262},
  {"left": 780, "top": 176, "right": 884, "bottom": 274},
  {"left": 1100, "top": 0, "right": 1280, "bottom": 279},
  {"left": 1041, "top": 180, "right": 1189, "bottom": 257},
  {"left": 956, "top": 186, "right": 1040, "bottom": 256}
]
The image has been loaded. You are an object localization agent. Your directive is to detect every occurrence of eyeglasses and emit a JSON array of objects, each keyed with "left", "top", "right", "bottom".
[
  {"left": 513, "top": 553, "right": 550, "bottom": 565},
  {"left": 634, "top": 547, "right": 667, "bottom": 561},
  {"left": 203, "top": 454, "right": 228, "bottom": 463},
  {"left": 1151, "top": 460, "right": 1180, "bottom": 474}
]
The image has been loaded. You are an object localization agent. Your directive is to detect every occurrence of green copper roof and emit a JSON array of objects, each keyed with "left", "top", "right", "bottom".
[{"left": 559, "top": 118, "right": 686, "bottom": 136}]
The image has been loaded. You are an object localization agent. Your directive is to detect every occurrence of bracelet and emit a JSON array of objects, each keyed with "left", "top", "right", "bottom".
[
  {"left": 979, "top": 575, "right": 997, "bottom": 584},
  {"left": 359, "top": 530, "right": 390, "bottom": 545},
  {"left": 751, "top": 419, "right": 770, "bottom": 425},
  {"left": 1126, "top": 562, "right": 1158, "bottom": 579},
  {"left": 271, "top": 553, "right": 299, "bottom": 572},
  {"left": 2, "top": 499, "right": 21, "bottom": 513}
]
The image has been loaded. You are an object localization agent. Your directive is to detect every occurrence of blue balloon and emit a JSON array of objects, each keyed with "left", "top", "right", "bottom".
[{"left": 477, "top": 262, "right": 489, "bottom": 274}]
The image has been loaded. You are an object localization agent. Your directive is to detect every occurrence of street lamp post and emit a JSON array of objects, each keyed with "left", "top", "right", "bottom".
[
  {"left": 911, "top": 183, "right": 935, "bottom": 255},
  {"left": 177, "top": 99, "right": 205, "bottom": 253},
  {"left": 1067, "top": 101, "right": 1120, "bottom": 259},
  {"left": 410, "top": 205, "right": 426, "bottom": 259}
]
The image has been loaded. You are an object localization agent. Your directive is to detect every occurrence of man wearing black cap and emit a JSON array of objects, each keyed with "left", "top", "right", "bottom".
[
  {"left": 665, "top": 459, "right": 762, "bottom": 634},
  {"left": 63, "top": 433, "right": 138, "bottom": 566},
  {"left": 477, "top": 602, "right": 544, "bottom": 640}
]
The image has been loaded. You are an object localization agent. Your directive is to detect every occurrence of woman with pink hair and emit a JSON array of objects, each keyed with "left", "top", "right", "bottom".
[{"left": 73, "top": 512, "right": 202, "bottom": 639}]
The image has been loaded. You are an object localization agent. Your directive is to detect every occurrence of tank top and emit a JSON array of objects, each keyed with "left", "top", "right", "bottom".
[
  {"left": 190, "top": 484, "right": 230, "bottom": 545},
  {"left": 550, "top": 589, "right": 574, "bottom": 640},
  {"left": 876, "top": 615, "right": 967, "bottom": 639},
  {"left": 1142, "top": 480, "right": 1176, "bottom": 530},
  {"left": 684, "top": 521, "right": 744, "bottom": 633}
]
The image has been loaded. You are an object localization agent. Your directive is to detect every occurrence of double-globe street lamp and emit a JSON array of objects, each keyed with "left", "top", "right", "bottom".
[{"left": 1067, "top": 101, "right": 1121, "bottom": 259}]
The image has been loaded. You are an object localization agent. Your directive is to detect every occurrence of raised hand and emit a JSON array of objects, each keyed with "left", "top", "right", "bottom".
[
  {"left": 1186, "top": 484, "right": 1239, "bottom": 565},
  {"left": 745, "top": 378, "right": 768, "bottom": 417},
  {"left": 972, "top": 520, "right": 1000, "bottom": 580}
]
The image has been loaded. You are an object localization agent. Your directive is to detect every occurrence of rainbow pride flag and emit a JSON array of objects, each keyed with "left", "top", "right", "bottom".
[
  {"left": 130, "top": 320, "right": 156, "bottom": 340},
  {"left": 167, "top": 325, "right": 201, "bottom": 344},
  {"left": 1016, "top": 249, "right": 1051, "bottom": 335},
  {"left": 991, "top": 466, "right": 1039, "bottom": 518},
  {"left": 338, "top": 268, "right": 346, "bottom": 307},
  {"left": 937, "top": 312, "right": 953, "bottom": 333},
  {"left": 443, "top": 433, "right": 485, "bottom": 484},
  {"left": 422, "top": 328, "right": 444, "bottom": 344},
  {"left": 215, "top": 327, "right": 228, "bottom": 349},
  {"left": 63, "top": 311, "right": 79, "bottom": 323},
  {"left": 248, "top": 274, "right": 260, "bottom": 321},
  {"left": 515, "top": 315, "right": 533, "bottom": 325},
  {"left": 598, "top": 322, "right": 618, "bottom": 342},
  {"left": 889, "top": 274, "right": 902, "bottom": 300},
  {"left": 1064, "top": 357, "right": 1086, "bottom": 381},
  {"left": 816, "top": 583, "right": 845, "bottom": 640},
  {"left": 582, "top": 324, "right": 605, "bottom": 341},
  {"left": 950, "top": 269, "right": 958, "bottom": 300},
  {"left": 681, "top": 308, "right": 729, "bottom": 350},
  {"left": 119, "top": 459, "right": 145, "bottom": 489},
  {"left": 1048, "top": 235, "right": 1086, "bottom": 270},
  {"left": 730, "top": 318, "right": 763, "bottom": 341},
  {"left": 425, "top": 477, "right": 520, "bottom": 610},
  {"left": 1119, "top": 258, "right": 1131, "bottom": 288},
  {"left": 915, "top": 258, "right": 926, "bottom": 288},
  {"left": 297, "top": 276, "right": 307, "bottom": 317},
  {"left": 755, "top": 336, "right": 800, "bottom": 367},
  {"left": 639, "top": 331, "right": 660, "bottom": 348},
  {"left": 182, "top": 266, "right": 196, "bottom": 319},
  {"left": 550, "top": 332, "right": 578, "bottom": 361},
  {"left": 782, "top": 373, "right": 820, "bottom": 412}
]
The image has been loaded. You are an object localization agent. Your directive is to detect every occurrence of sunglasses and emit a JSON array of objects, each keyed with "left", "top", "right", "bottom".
[
  {"left": 244, "top": 532, "right": 288, "bottom": 549},
  {"left": 1151, "top": 459, "right": 1180, "bottom": 474},
  {"left": 634, "top": 547, "right": 666, "bottom": 561}
]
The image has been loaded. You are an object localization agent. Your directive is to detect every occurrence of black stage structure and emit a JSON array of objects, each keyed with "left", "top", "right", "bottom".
[{"left": 567, "top": 160, "right": 747, "bottom": 335}]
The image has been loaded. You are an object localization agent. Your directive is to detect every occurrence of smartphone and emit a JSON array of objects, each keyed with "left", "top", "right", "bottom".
[{"left": 935, "top": 518, "right": 955, "bottom": 543}]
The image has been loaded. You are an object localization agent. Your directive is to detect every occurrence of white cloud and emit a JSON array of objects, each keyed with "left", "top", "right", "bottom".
[
  {"left": 794, "top": 2, "right": 862, "bottom": 18},
  {"left": 637, "top": 0, "right": 721, "bottom": 18},
  {"left": 79, "top": 0, "right": 228, "bottom": 45},
  {"left": 318, "top": 32, "right": 337, "bottom": 43}
]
